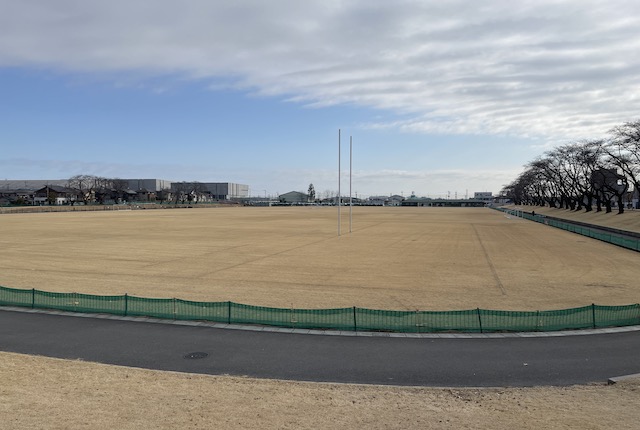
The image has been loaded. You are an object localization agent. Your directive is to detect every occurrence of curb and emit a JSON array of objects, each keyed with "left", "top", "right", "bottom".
[{"left": 608, "top": 373, "right": 640, "bottom": 385}]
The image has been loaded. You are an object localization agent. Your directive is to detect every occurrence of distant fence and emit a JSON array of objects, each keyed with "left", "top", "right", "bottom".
[
  {"left": 1, "top": 286, "right": 638, "bottom": 333},
  {"left": 495, "top": 207, "right": 640, "bottom": 252}
]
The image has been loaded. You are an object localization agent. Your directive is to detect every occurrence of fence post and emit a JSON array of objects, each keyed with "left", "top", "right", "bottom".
[
  {"left": 31, "top": 288, "right": 35, "bottom": 309},
  {"left": 592, "top": 303, "right": 596, "bottom": 329},
  {"left": 173, "top": 298, "right": 177, "bottom": 320},
  {"left": 227, "top": 301, "right": 232, "bottom": 324},
  {"left": 124, "top": 294, "right": 128, "bottom": 317},
  {"left": 477, "top": 308, "right": 483, "bottom": 333},
  {"left": 353, "top": 306, "right": 357, "bottom": 332}
]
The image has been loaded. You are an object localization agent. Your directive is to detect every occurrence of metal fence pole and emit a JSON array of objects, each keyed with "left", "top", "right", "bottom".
[{"left": 353, "top": 306, "right": 357, "bottom": 332}]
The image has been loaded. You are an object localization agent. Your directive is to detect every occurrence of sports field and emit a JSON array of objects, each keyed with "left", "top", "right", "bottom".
[{"left": 1, "top": 206, "right": 639, "bottom": 311}]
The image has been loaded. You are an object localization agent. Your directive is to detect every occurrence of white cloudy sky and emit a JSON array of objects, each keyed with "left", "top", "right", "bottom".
[{"left": 1, "top": 0, "right": 639, "bottom": 197}]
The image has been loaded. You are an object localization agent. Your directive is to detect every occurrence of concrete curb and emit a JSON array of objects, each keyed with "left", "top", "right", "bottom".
[{"left": 608, "top": 373, "right": 640, "bottom": 384}]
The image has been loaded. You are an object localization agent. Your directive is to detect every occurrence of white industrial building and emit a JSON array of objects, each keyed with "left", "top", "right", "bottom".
[{"left": 474, "top": 192, "right": 493, "bottom": 205}]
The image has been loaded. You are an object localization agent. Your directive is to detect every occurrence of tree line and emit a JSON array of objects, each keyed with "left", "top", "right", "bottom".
[
  {"left": 65, "top": 175, "right": 208, "bottom": 205},
  {"left": 501, "top": 120, "right": 640, "bottom": 214}
]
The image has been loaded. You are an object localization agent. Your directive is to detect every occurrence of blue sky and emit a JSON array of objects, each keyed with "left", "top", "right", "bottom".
[{"left": 2, "top": 1, "right": 640, "bottom": 198}]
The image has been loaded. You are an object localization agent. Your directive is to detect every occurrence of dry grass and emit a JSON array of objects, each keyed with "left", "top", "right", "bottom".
[
  {"left": 1, "top": 351, "right": 639, "bottom": 430},
  {"left": 1, "top": 206, "right": 639, "bottom": 311}
]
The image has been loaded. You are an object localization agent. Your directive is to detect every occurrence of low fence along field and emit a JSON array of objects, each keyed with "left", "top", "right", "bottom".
[{"left": 2, "top": 286, "right": 638, "bottom": 332}]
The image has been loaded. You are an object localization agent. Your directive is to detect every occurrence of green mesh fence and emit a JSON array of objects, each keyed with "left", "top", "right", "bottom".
[
  {"left": 1, "top": 286, "right": 639, "bottom": 333},
  {"left": 229, "top": 303, "right": 355, "bottom": 330},
  {"left": 175, "top": 299, "right": 230, "bottom": 323},
  {"left": 126, "top": 296, "right": 175, "bottom": 319},
  {"left": 0, "top": 286, "right": 33, "bottom": 307},
  {"left": 494, "top": 207, "right": 640, "bottom": 252}
]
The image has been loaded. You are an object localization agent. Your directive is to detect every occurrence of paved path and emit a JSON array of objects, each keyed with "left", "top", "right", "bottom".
[{"left": 2, "top": 308, "right": 639, "bottom": 387}]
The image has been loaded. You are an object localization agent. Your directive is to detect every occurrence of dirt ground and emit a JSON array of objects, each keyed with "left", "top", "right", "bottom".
[
  {"left": 1, "top": 351, "right": 639, "bottom": 430},
  {"left": 1, "top": 206, "right": 639, "bottom": 311},
  {"left": 2, "top": 206, "right": 640, "bottom": 429}
]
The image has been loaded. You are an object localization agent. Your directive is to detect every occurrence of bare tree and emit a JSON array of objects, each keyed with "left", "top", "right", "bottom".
[
  {"left": 110, "top": 178, "right": 130, "bottom": 203},
  {"left": 307, "top": 184, "right": 316, "bottom": 202},
  {"left": 172, "top": 182, "right": 190, "bottom": 205},
  {"left": 591, "top": 168, "right": 628, "bottom": 214},
  {"left": 606, "top": 120, "right": 640, "bottom": 208},
  {"left": 157, "top": 188, "right": 171, "bottom": 204},
  {"left": 67, "top": 174, "right": 101, "bottom": 205}
]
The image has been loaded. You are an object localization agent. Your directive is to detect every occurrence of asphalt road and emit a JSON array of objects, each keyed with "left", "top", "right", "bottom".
[{"left": 1, "top": 309, "right": 639, "bottom": 387}]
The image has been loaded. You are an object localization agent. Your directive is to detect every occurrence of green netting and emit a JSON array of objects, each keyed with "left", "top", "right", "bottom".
[
  {"left": 0, "top": 287, "right": 33, "bottom": 307},
  {"left": 31, "top": 290, "right": 124, "bottom": 315},
  {"left": 229, "top": 303, "right": 355, "bottom": 330},
  {"left": 0, "top": 286, "right": 33, "bottom": 307},
  {"left": 287, "top": 307, "right": 354, "bottom": 330},
  {"left": 126, "top": 296, "right": 175, "bottom": 319},
  {"left": 493, "top": 207, "right": 640, "bottom": 252},
  {"left": 174, "top": 299, "right": 230, "bottom": 323},
  {"left": 1, "top": 286, "right": 639, "bottom": 333},
  {"left": 71, "top": 293, "right": 125, "bottom": 315},
  {"left": 355, "top": 308, "right": 483, "bottom": 333},
  {"left": 594, "top": 304, "right": 640, "bottom": 327},
  {"left": 478, "top": 309, "right": 540, "bottom": 332},
  {"left": 537, "top": 305, "right": 594, "bottom": 331},
  {"left": 34, "top": 290, "right": 80, "bottom": 312}
]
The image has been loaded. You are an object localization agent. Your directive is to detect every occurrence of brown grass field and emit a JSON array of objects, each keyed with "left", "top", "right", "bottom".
[
  {"left": 1, "top": 206, "right": 640, "bottom": 311},
  {"left": 2, "top": 206, "right": 640, "bottom": 429}
]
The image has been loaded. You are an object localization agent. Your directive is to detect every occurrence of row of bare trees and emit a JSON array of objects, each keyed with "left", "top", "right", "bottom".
[
  {"left": 170, "top": 182, "right": 209, "bottom": 204},
  {"left": 66, "top": 176, "right": 219, "bottom": 205},
  {"left": 66, "top": 175, "right": 131, "bottom": 205},
  {"left": 501, "top": 120, "right": 640, "bottom": 214}
]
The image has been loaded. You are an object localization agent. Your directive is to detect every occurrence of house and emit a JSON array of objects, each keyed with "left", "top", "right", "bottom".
[
  {"left": 33, "top": 186, "right": 78, "bottom": 205},
  {"left": 0, "top": 189, "right": 35, "bottom": 206}
]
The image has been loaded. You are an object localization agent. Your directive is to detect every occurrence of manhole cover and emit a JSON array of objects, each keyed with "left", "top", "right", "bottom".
[{"left": 184, "top": 352, "right": 208, "bottom": 359}]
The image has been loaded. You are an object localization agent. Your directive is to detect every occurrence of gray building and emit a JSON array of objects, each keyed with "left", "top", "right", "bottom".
[
  {"left": 0, "top": 179, "right": 69, "bottom": 190},
  {"left": 125, "top": 179, "right": 173, "bottom": 192},
  {"left": 171, "top": 182, "right": 249, "bottom": 200},
  {"left": 279, "top": 191, "right": 310, "bottom": 203},
  {"left": 474, "top": 192, "right": 493, "bottom": 205}
]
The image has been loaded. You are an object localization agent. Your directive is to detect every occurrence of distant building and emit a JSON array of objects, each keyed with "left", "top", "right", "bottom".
[
  {"left": 366, "top": 195, "right": 405, "bottom": 206},
  {"left": 0, "top": 180, "right": 69, "bottom": 190},
  {"left": 171, "top": 182, "right": 249, "bottom": 200},
  {"left": 33, "top": 185, "right": 78, "bottom": 205},
  {"left": 474, "top": 192, "right": 493, "bottom": 205},
  {"left": 279, "top": 191, "right": 310, "bottom": 204},
  {"left": 125, "top": 179, "right": 173, "bottom": 193}
]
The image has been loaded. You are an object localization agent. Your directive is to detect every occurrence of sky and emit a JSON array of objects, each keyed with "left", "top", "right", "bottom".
[{"left": 1, "top": 1, "right": 640, "bottom": 199}]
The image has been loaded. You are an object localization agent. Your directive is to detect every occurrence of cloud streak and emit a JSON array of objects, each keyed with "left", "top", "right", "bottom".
[{"left": 2, "top": 1, "right": 639, "bottom": 141}]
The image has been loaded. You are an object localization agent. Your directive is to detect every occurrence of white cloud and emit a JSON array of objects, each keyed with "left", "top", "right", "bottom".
[{"left": 1, "top": 1, "right": 639, "bottom": 140}]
